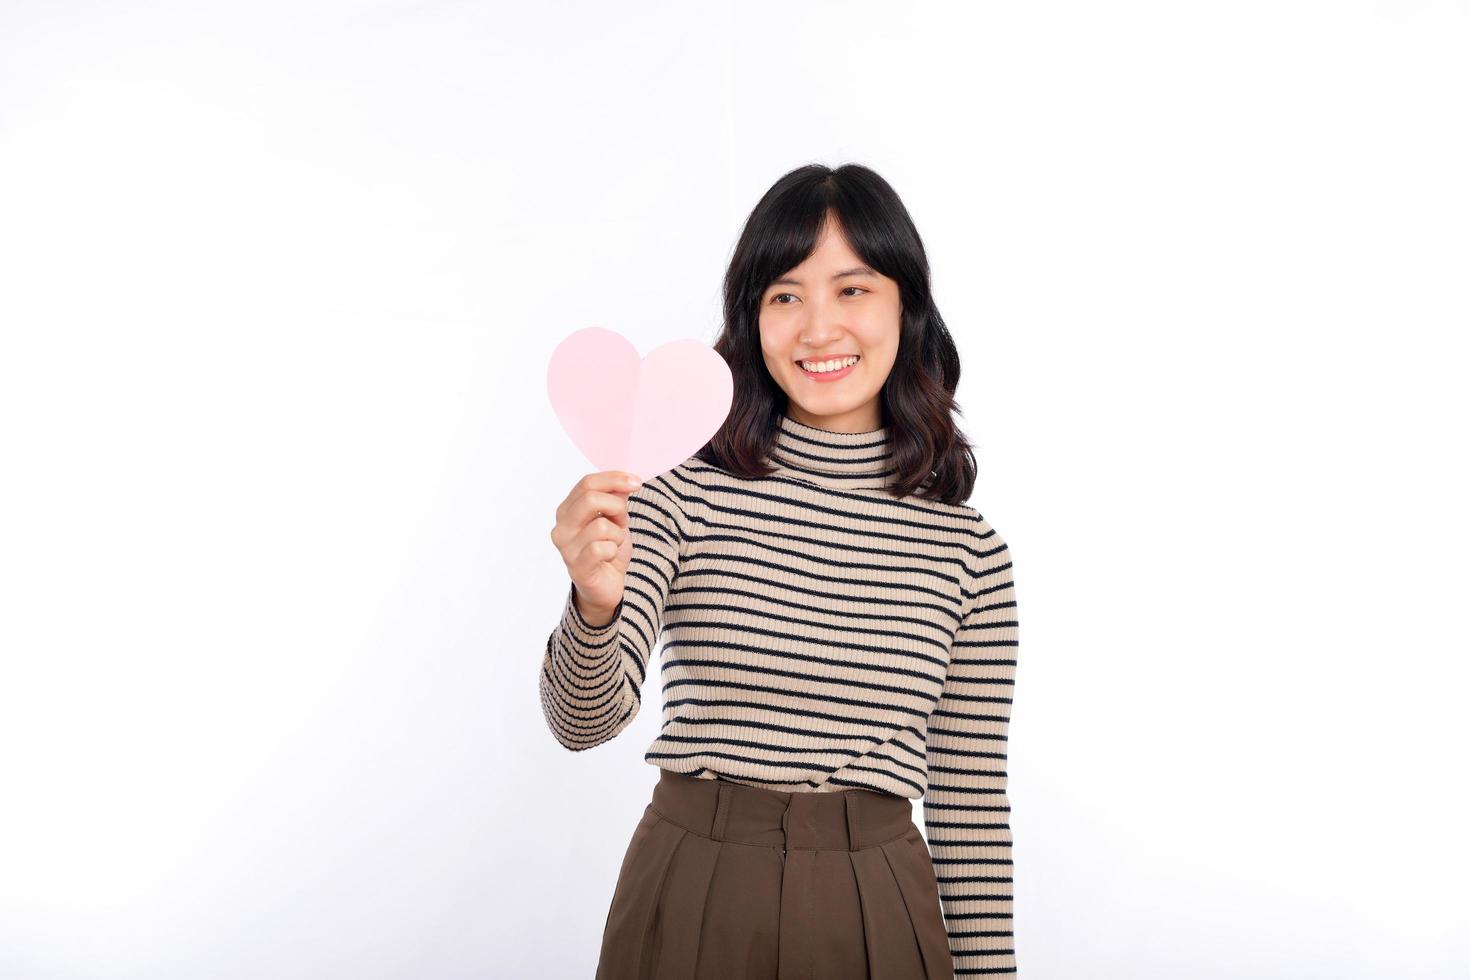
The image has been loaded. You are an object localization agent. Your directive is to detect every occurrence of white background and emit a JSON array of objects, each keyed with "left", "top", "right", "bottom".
[{"left": 2, "top": 1, "right": 1467, "bottom": 977}]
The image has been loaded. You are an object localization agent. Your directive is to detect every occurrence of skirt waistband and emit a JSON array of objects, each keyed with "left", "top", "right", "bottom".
[{"left": 649, "top": 768, "right": 915, "bottom": 851}]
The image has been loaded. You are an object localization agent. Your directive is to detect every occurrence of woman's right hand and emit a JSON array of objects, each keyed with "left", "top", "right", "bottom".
[{"left": 550, "top": 470, "right": 645, "bottom": 627}]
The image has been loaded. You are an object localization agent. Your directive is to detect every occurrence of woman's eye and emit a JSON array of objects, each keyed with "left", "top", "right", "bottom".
[{"left": 770, "top": 288, "right": 865, "bottom": 304}]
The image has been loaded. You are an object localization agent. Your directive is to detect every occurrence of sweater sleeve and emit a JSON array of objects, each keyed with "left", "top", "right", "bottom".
[
  {"left": 538, "top": 478, "right": 685, "bottom": 751},
  {"left": 923, "top": 518, "right": 1021, "bottom": 976}
]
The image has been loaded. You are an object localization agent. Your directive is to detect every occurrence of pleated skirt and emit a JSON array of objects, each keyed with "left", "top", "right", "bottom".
[{"left": 595, "top": 767, "right": 954, "bottom": 980}]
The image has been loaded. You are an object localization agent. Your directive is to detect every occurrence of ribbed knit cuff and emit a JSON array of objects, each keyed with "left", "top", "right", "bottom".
[{"left": 562, "top": 581, "right": 623, "bottom": 648}]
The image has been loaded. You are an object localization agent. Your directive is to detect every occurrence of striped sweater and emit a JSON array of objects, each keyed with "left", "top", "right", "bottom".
[{"left": 539, "top": 412, "right": 1021, "bottom": 976}]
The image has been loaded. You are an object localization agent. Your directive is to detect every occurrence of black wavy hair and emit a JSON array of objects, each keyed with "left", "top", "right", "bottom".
[{"left": 694, "top": 162, "right": 978, "bottom": 505}]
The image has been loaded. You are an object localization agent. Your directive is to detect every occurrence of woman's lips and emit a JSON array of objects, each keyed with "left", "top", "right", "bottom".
[{"left": 796, "top": 357, "right": 859, "bottom": 382}]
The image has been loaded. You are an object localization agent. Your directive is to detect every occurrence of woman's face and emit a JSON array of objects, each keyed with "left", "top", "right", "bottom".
[{"left": 758, "top": 216, "right": 902, "bottom": 432}]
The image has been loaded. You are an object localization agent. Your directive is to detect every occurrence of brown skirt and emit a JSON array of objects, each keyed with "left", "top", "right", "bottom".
[{"left": 595, "top": 767, "right": 954, "bottom": 980}]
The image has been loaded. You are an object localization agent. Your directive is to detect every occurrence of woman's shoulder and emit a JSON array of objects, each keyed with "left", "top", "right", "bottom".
[{"left": 639, "top": 456, "right": 724, "bottom": 510}]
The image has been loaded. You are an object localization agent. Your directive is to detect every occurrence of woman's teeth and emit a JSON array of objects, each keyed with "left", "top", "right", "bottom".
[{"left": 798, "top": 355, "right": 860, "bottom": 373}]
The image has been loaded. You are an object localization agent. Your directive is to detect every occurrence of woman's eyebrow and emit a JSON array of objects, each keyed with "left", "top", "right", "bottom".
[{"left": 770, "top": 266, "right": 877, "bottom": 287}]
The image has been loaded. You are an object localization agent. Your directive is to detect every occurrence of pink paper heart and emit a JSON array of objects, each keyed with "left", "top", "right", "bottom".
[{"left": 547, "top": 327, "right": 733, "bottom": 481}]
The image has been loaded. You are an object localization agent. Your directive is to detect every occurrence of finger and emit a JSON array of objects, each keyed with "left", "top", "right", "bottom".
[
  {"left": 570, "top": 527, "right": 622, "bottom": 581},
  {"left": 578, "top": 487, "right": 634, "bottom": 532},
  {"left": 573, "top": 498, "right": 629, "bottom": 548},
  {"left": 562, "top": 471, "right": 639, "bottom": 518},
  {"left": 573, "top": 470, "right": 644, "bottom": 500}
]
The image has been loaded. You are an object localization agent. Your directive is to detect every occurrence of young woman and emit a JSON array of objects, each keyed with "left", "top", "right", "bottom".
[{"left": 542, "top": 163, "right": 1021, "bottom": 979}]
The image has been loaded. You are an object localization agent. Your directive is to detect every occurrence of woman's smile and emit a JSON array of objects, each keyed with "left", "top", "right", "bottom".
[{"left": 796, "top": 353, "right": 860, "bottom": 382}]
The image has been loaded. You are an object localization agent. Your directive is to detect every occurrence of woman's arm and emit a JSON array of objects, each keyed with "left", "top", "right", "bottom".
[
  {"left": 538, "top": 479, "right": 686, "bottom": 751},
  {"left": 923, "top": 517, "right": 1022, "bottom": 975}
]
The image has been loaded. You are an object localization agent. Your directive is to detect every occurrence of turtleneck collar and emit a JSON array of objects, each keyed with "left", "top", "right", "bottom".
[{"left": 767, "top": 411, "right": 898, "bottom": 490}]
